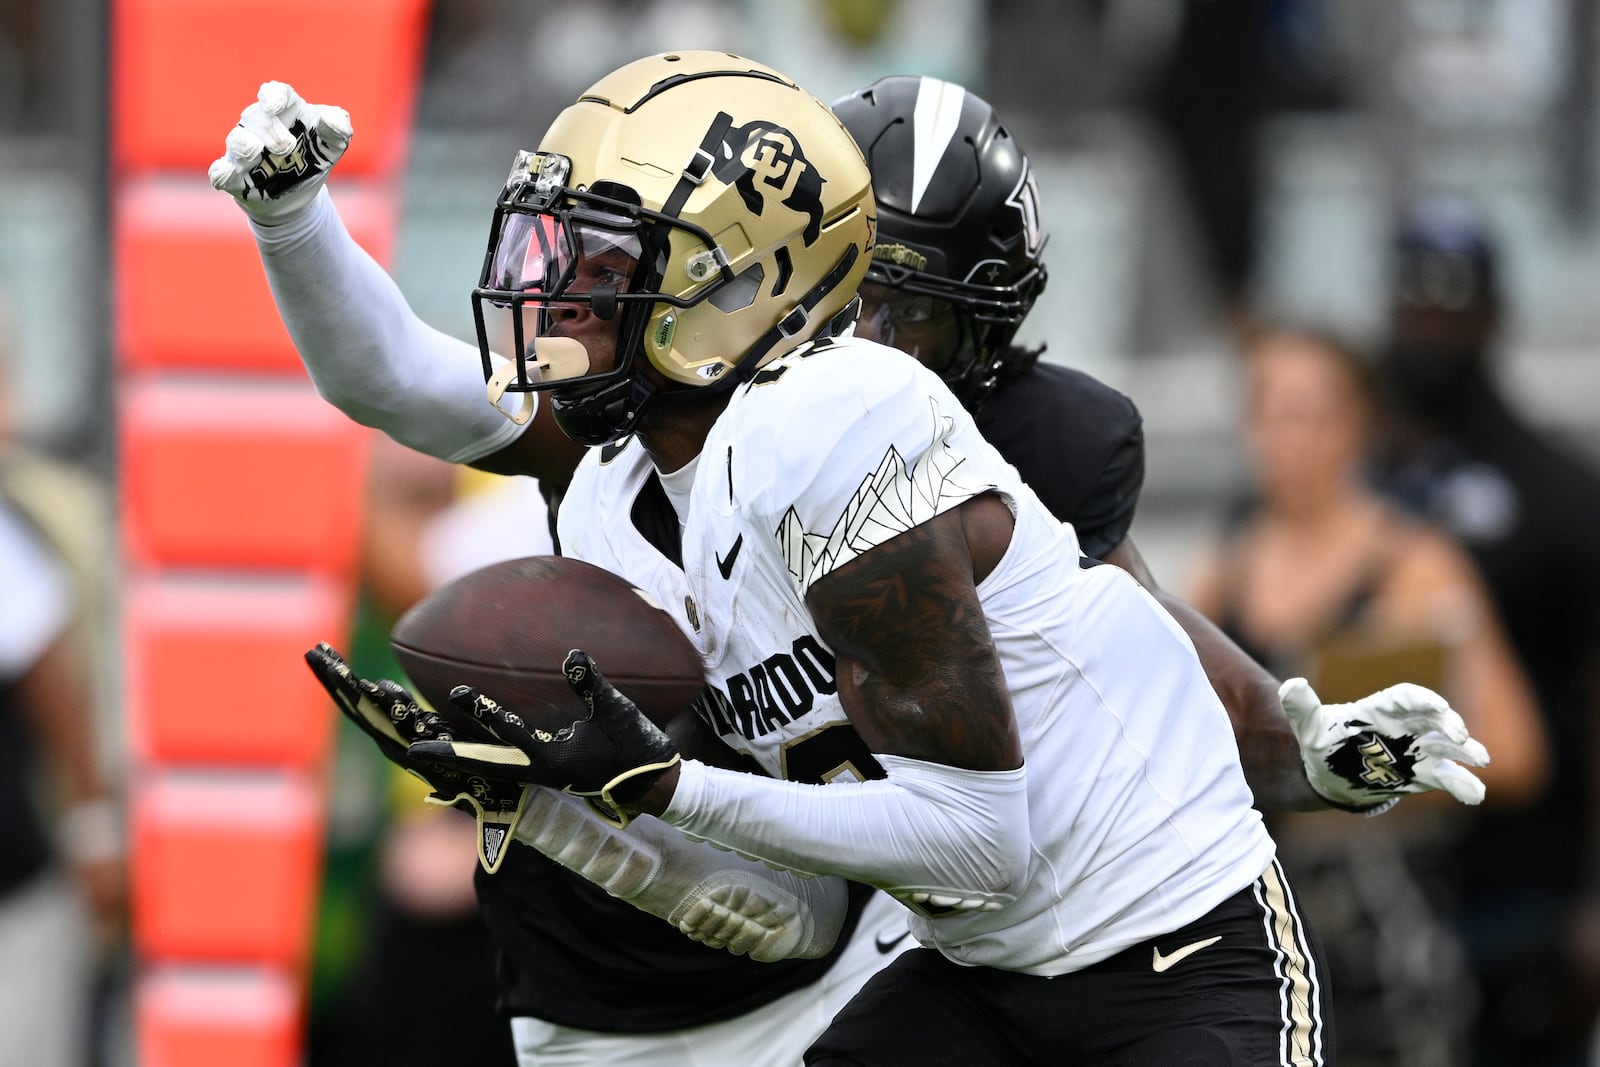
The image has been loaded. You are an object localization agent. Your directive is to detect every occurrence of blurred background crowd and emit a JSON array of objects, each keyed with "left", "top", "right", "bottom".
[{"left": 2, "top": 0, "right": 1599, "bottom": 1065}]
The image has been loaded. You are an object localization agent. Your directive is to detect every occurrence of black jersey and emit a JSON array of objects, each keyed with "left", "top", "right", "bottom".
[
  {"left": 0, "top": 678, "right": 50, "bottom": 896},
  {"left": 978, "top": 361, "right": 1145, "bottom": 560},
  {"left": 0, "top": 498, "right": 65, "bottom": 896},
  {"left": 477, "top": 356, "right": 1148, "bottom": 1029},
  {"left": 478, "top": 849, "right": 874, "bottom": 1030}
]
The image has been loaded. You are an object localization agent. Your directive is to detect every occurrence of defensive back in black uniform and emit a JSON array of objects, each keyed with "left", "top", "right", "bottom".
[{"left": 835, "top": 75, "right": 1143, "bottom": 560}]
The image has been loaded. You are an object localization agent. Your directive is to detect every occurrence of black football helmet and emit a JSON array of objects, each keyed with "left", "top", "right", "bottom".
[{"left": 833, "top": 75, "right": 1047, "bottom": 408}]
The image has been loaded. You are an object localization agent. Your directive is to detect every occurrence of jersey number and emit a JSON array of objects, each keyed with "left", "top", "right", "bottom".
[{"left": 780, "top": 722, "right": 885, "bottom": 785}]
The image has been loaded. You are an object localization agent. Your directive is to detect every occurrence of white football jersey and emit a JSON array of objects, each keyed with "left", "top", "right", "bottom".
[{"left": 558, "top": 336, "right": 1275, "bottom": 974}]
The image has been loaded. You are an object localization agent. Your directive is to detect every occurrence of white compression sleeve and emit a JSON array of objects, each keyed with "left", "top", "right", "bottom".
[
  {"left": 514, "top": 786, "right": 849, "bottom": 961},
  {"left": 248, "top": 189, "right": 526, "bottom": 464},
  {"left": 662, "top": 754, "right": 1030, "bottom": 913}
]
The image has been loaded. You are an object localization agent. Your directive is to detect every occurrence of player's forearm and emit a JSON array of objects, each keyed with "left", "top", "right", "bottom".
[
  {"left": 660, "top": 754, "right": 1029, "bottom": 912},
  {"left": 17, "top": 637, "right": 113, "bottom": 806},
  {"left": 249, "top": 189, "right": 524, "bottom": 464},
  {"left": 1154, "top": 590, "right": 1325, "bottom": 811},
  {"left": 515, "top": 786, "right": 848, "bottom": 960}
]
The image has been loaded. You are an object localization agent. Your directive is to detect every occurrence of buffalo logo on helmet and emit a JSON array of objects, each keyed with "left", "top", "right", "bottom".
[{"left": 710, "top": 116, "right": 826, "bottom": 246}]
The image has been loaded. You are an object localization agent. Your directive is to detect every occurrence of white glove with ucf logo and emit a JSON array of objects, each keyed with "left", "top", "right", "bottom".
[
  {"left": 1279, "top": 677, "right": 1491, "bottom": 813},
  {"left": 208, "top": 80, "right": 351, "bottom": 225}
]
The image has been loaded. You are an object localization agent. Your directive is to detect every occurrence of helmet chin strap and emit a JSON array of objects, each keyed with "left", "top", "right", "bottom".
[
  {"left": 549, "top": 373, "right": 660, "bottom": 447},
  {"left": 486, "top": 336, "right": 592, "bottom": 425},
  {"left": 726, "top": 245, "right": 861, "bottom": 386}
]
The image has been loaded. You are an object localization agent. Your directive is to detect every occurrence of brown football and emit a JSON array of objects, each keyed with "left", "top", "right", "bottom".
[{"left": 390, "top": 555, "right": 705, "bottom": 730}]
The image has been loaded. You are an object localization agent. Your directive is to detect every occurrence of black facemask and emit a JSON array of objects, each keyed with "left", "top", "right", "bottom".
[{"left": 549, "top": 376, "right": 660, "bottom": 448}]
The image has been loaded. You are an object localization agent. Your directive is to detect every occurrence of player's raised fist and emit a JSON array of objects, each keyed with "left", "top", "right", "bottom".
[{"left": 208, "top": 81, "right": 352, "bottom": 224}]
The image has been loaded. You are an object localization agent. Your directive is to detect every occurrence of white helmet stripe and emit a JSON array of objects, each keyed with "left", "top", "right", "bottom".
[{"left": 909, "top": 77, "right": 965, "bottom": 214}]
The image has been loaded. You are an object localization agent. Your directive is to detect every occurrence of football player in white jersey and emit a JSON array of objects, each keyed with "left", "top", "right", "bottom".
[
  {"left": 209, "top": 54, "right": 1484, "bottom": 1062},
  {"left": 401, "top": 50, "right": 1320, "bottom": 1063}
]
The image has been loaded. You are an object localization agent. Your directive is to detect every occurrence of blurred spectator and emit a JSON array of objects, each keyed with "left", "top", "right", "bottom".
[
  {"left": 1374, "top": 194, "right": 1600, "bottom": 1067},
  {"left": 308, "top": 434, "right": 528, "bottom": 1067},
  {"left": 1134, "top": 0, "right": 1364, "bottom": 341},
  {"left": 0, "top": 303, "right": 124, "bottom": 1066},
  {"left": 1141, "top": 0, "right": 1273, "bottom": 331},
  {"left": 0, "top": 0, "right": 43, "bottom": 126},
  {"left": 1185, "top": 322, "right": 1548, "bottom": 1067}
]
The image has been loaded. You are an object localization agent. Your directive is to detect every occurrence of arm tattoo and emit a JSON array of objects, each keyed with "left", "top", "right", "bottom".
[{"left": 805, "top": 507, "right": 1023, "bottom": 771}]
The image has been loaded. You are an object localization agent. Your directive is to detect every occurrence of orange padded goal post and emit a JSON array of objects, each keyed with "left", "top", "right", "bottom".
[
  {"left": 115, "top": 0, "right": 432, "bottom": 1062},
  {"left": 111, "top": 0, "right": 430, "bottom": 177}
]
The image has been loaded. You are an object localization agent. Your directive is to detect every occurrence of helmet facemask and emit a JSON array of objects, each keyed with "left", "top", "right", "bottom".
[
  {"left": 859, "top": 251, "right": 1045, "bottom": 407},
  {"left": 471, "top": 152, "right": 737, "bottom": 446}
]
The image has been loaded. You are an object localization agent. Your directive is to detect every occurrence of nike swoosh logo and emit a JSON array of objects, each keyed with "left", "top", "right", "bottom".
[
  {"left": 716, "top": 534, "right": 744, "bottom": 580},
  {"left": 1151, "top": 935, "right": 1222, "bottom": 973},
  {"left": 875, "top": 930, "right": 911, "bottom": 955}
]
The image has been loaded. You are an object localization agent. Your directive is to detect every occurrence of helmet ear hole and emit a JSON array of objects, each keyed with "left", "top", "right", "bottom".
[
  {"left": 771, "top": 249, "right": 794, "bottom": 296},
  {"left": 709, "top": 265, "right": 764, "bottom": 313}
]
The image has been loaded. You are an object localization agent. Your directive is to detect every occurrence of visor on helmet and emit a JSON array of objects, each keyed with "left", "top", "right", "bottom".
[
  {"left": 486, "top": 210, "right": 646, "bottom": 295},
  {"left": 474, "top": 201, "right": 670, "bottom": 414},
  {"left": 855, "top": 282, "right": 964, "bottom": 373}
]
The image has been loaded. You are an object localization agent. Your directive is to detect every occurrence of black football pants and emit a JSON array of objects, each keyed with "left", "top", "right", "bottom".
[{"left": 806, "top": 859, "right": 1335, "bottom": 1066}]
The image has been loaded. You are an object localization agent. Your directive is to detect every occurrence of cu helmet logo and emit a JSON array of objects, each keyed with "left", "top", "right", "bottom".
[{"left": 711, "top": 115, "right": 827, "bottom": 245}]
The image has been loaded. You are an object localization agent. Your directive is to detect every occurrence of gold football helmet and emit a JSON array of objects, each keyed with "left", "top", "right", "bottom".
[{"left": 471, "top": 51, "right": 876, "bottom": 446}]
